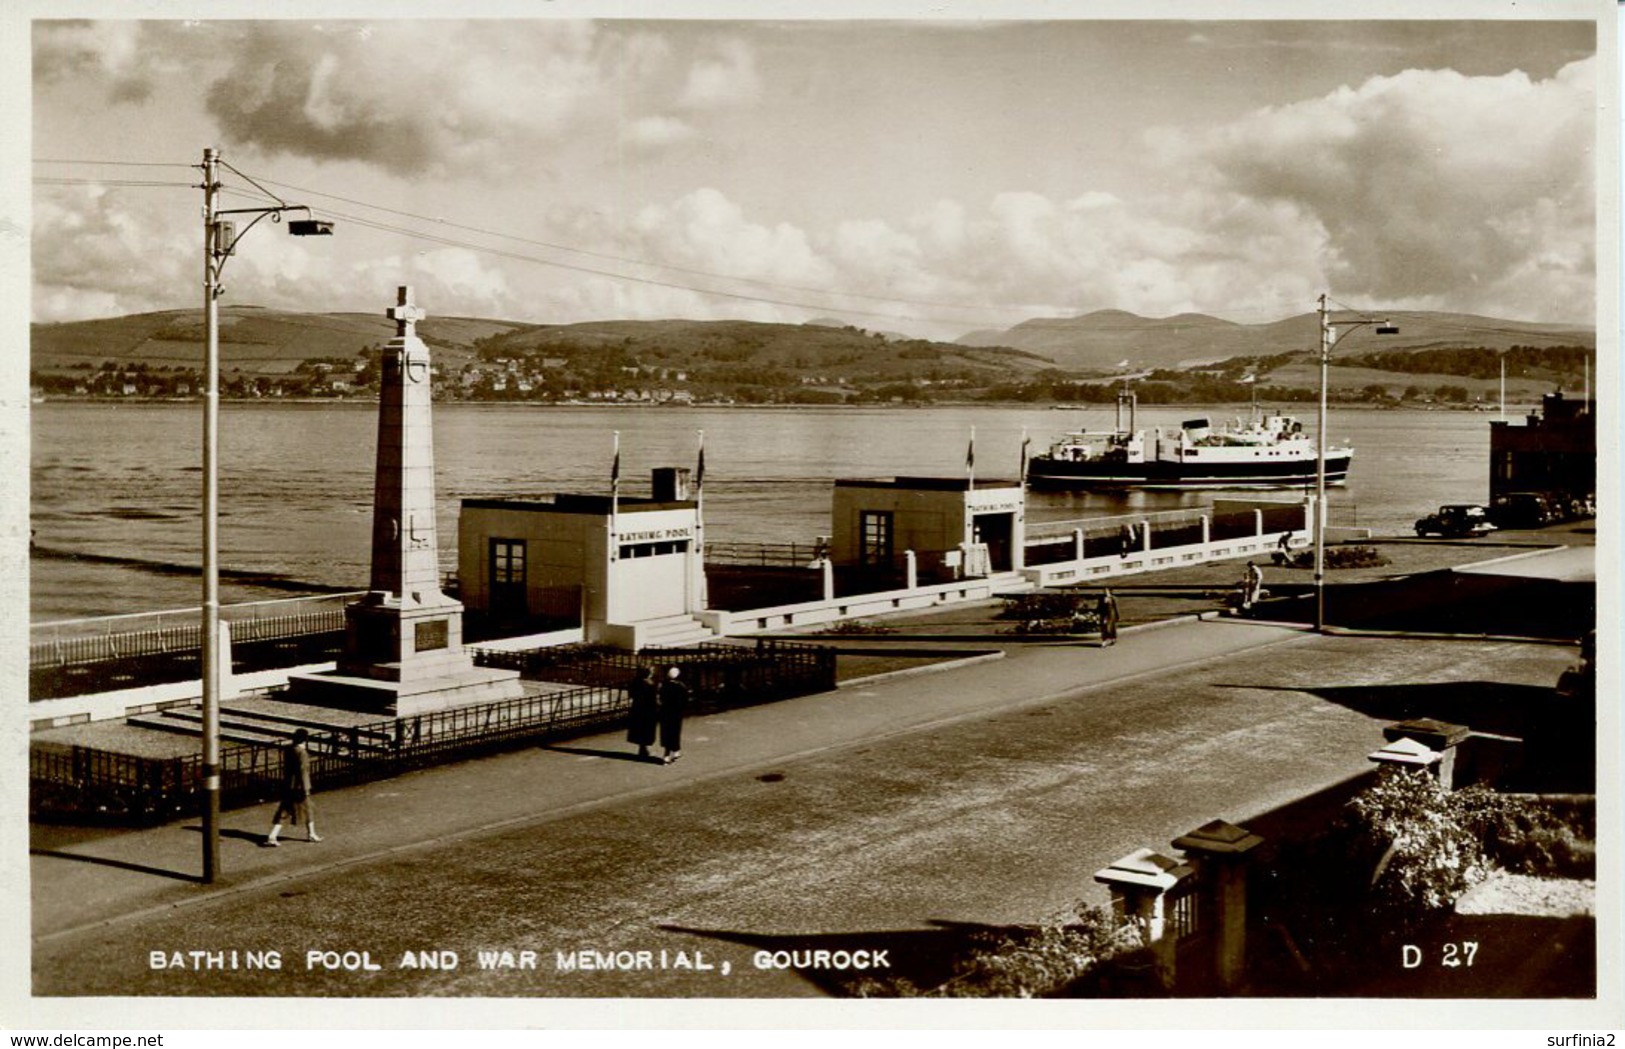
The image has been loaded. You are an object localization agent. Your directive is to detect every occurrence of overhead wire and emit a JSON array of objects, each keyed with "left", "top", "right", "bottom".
[{"left": 242, "top": 172, "right": 1036, "bottom": 318}]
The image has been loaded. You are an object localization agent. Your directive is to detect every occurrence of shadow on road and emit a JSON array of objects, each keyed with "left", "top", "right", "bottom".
[
  {"left": 180, "top": 825, "right": 269, "bottom": 845},
  {"left": 1217, "top": 680, "right": 1551, "bottom": 739},
  {"left": 539, "top": 744, "right": 662, "bottom": 764},
  {"left": 30, "top": 848, "right": 201, "bottom": 884}
]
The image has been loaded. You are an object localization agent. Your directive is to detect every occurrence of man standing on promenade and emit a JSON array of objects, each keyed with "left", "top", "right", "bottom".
[
  {"left": 1095, "top": 588, "right": 1119, "bottom": 647},
  {"left": 264, "top": 729, "right": 320, "bottom": 846},
  {"left": 658, "top": 666, "right": 690, "bottom": 765},
  {"left": 625, "top": 666, "right": 660, "bottom": 762},
  {"left": 1242, "top": 560, "right": 1264, "bottom": 611}
]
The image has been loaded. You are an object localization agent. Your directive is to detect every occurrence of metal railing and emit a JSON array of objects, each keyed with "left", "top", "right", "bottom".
[
  {"left": 30, "top": 592, "right": 364, "bottom": 670},
  {"left": 704, "top": 540, "right": 827, "bottom": 567},
  {"left": 32, "top": 639, "right": 837, "bottom": 824},
  {"left": 1023, "top": 504, "right": 1311, "bottom": 563},
  {"left": 1026, "top": 507, "right": 1210, "bottom": 540},
  {"left": 474, "top": 638, "right": 836, "bottom": 709}
]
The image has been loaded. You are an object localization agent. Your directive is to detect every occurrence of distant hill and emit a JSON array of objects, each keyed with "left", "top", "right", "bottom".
[
  {"left": 30, "top": 306, "right": 530, "bottom": 375},
  {"left": 466, "top": 317, "right": 1055, "bottom": 382},
  {"left": 31, "top": 305, "right": 1594, "bottom": 401},
  {"left": 957, "top": 309, "right": 1594, "bottom": 372},
  {"left": 30, "top": 309, "right": 1056, "bottom": 384}
]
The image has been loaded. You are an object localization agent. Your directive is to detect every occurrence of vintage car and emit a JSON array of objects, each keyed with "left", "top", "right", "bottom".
[
  {"left": 1488, "top": 491, "right": 1561, "bottom": 529},
  {"left": 1414, "top": 503, "right": 1495, "bottom": 538}
]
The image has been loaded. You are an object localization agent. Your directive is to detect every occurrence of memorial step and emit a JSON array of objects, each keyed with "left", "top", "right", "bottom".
[
  {"left": 125, "top": 712, "right": 290, "bottom": 748},
  {"left": 151, "top": 706, "right": 395, "bottom": 752},
  {"left": 627, "top": 615, "right": 715, "bottom": 649}
]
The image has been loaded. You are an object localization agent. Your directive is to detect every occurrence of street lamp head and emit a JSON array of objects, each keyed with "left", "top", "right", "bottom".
[{"left": 288, "top": 219, "right": 334, "bottom": 236}]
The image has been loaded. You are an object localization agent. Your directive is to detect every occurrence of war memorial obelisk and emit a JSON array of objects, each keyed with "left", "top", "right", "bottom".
[{"left": 288, "top": 286, "right": 522, "bottom": 715}]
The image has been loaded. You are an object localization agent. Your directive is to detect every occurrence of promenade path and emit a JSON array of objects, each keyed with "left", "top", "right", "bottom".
[{"left": 28, "top": 616, "right": 1575, "bottom": 1000}]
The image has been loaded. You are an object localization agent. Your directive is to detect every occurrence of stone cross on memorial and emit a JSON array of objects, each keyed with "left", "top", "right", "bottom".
[{"left": 388, "top": 286, "right": 426, "bottom": 339}]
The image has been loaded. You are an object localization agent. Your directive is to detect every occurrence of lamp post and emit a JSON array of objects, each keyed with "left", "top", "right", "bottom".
[
  {"left": 198, "top": 147, "right": 332, "bottom": 883},
  {"left": 1314, "top": 293, "right": 1397, "bottom": 633}
]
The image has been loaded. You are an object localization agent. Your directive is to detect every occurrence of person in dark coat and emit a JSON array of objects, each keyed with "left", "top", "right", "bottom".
[
  {"left": 658, "top": 665, "right": 690, "bottom": 765},
  {"left": 264, "top": 729, "right": 319, "bottom": 846},
  {"left": 1096, "top": 588, "right": 1119, "bottom": 647},
  {"left": 1118, "top": 523, "right": 1136, "bottom": 558},
  {"left": 625, "top": 666, "right": 660, "bottom": 761}
]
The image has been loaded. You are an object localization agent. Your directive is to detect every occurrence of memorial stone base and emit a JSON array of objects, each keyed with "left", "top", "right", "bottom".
[
  {"left": 287, "top": 592, "right": 522, "bottom": 717},
  {"left": 285, "top": 665, "right": 523, "bottom": 717}
]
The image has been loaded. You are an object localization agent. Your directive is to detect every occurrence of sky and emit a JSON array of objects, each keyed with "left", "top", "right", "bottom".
[{"left": 26, "top": 13, "right": 1603, "bottom": 340}]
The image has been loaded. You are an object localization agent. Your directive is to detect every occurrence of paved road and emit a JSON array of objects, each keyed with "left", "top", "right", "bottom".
[{"left": 29, "top": 620, "right": 1571, "bottom": 998}]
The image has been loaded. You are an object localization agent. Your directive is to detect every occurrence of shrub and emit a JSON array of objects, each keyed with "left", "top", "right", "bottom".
[
  {"left": 1344, "top": 767, "right": 1491, "bottom": 921},
  {"left": 999, "top": 592, "right": 1102, "bottom": 634},
  {"left": 1279, "top": 546, "right": 1390, "bottom": 570},
  {"left": 1324, "top": 545, "right": 1389, "bottom": 569},
  {"left": 817, "top": 619, "right": 896, "bottom": 635},
  {"left": 1453, "top": 789, "right": 1596, "bottom": 879},
  {"left": 852, "top": 902, "right": 1138, "bottom": 998}
]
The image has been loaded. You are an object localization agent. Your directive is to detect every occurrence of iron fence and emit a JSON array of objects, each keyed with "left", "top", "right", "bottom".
[
  {"left": 1026, "top": 507, "right": 1208, "bottom": 540},
  {"left": 475, "top": 638, "right": 837, "bottom": 713},
  {"left": 705, "top": 540, "right": 827, "bottom": 567},
  {"left": 33, "top": 639, "right": 837, "bottom": 824},
  {"left": 31, "top": 594, "right": 361, "bottom": 670}
]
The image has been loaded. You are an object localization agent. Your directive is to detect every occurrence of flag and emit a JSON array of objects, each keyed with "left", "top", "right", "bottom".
[
  {"left": 610, "top": 431, "right": 620, "bottom": 495},
  {"left": 1019, "top": 428, "right": 1031, "bottom": 484},
  {"left": 966, "top": 427, "right": 976, "bottom": 476},
  {"left": 1240, "top": 373, "right": 1256, "bottom": 385},
  {"left": 695, "top": 430, "right": 705, "bottom": 492}
]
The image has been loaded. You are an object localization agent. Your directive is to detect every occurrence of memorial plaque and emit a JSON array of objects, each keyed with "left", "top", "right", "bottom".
[{"left": 415, "top": 618, "right": 449, "bottom": 652}]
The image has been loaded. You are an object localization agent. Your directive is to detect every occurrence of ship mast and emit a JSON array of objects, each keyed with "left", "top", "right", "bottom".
[{"left": 1115, "top": 385, "right": 1137, "bottom": 432}]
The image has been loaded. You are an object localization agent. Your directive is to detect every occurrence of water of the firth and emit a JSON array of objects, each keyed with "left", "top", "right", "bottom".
[{"left": 29, "top": 401, "right": 1504, "bottom": 621}]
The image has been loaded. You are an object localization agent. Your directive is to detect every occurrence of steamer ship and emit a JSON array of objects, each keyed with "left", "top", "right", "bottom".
[{"left": 1026, "top": 390, "right": 1350, "bottom": 490}]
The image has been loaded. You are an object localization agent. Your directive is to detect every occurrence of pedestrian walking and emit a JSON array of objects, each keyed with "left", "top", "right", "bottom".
[
  {"left": 625, "top": 665, "right": 659, "bottom": 762},
  {"left": 658, "top": 665, "right": 690, "bottom": 765},
  {"left": 264, "top": 729, "right": 319, "bottom": 846},
  {"left": 1095, "top": 588, "right": 1119, "bottom": 647}
]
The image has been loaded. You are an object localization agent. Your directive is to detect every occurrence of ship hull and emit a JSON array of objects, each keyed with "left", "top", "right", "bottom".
[{"left": 1026, "top": 452, "right": 1351, "bottom": 490}]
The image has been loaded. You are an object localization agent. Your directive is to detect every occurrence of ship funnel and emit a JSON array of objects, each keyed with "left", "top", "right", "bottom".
[{"left": 1181, "top": 417, "right": 1211, "bottom": 441}]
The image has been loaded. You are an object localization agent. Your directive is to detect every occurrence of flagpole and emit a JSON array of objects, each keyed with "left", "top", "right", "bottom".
[
  {"left": 611, "top": 430, "right": 620, "bottom": 526},
  {"left": 694, "top": 428, "right": 706, "bottom": 610},
  {"left": 695, "top": 429, "right": 705, "bottom": 510}
]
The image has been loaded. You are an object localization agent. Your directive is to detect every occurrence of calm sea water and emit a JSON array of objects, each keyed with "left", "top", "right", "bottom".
[{"left": 29, "top": 401, "right": 1504, "bottom": 621}]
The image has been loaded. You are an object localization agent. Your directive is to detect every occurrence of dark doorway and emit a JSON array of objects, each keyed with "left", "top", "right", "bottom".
[
  {"left": 859, "top": 510, "right": 894, "bottom": 567},
  {"left": 973, "top": 512, "right": 1014, "bottom": 571},
  {"left": 488, "top": 538, "right": 527, "bottom": 619}
]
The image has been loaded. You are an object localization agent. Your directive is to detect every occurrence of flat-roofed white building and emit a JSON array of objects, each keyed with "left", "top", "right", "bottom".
[
  {"left": 458, "top": 468, "right": 710, "bottom": 649},
  {"left": 830, "top": 476, "right": 1025, "bottom": 578}
]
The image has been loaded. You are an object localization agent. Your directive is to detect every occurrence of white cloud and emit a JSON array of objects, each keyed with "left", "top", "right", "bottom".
[
  {"left": 32, "top": 187, "right": 192, "bottom": 322},
  {"left": 1156, "top": 57, "right": 1596, "bottom": 321},
  {"left": 33, "top": 21, "right": 160, "bottom": 102},
  {"left": 678, "top": 38, "right": 761, "bottom": 110},
  {"left": 628, "top": 188, "right": 834, "bottom": 290},
  {"left": 197, "top": 21, "right": 656, "bottom": 176},
  {"left": 621, "top": 116, "right": 698, "bottom": 153},
  {"left": 349, "top": 248, "right": 524, "bottom": 321}
]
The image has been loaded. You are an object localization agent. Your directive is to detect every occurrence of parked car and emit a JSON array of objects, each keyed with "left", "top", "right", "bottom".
[
  {"left": 1414, "top": 503, "right": 1495, "bottom": 538},
  {"left": 1489, "top": 491, "right": 1560, "bottom": 529}
]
